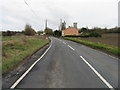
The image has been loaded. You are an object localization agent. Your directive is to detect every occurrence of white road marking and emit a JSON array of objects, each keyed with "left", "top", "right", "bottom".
[
  {"left": 68, "top": 45, "right": 75, "bottom": 51},
  {"left": 63, "top": 42, "right": 66, "bottom": 44},
  {"left": 80, "top": 56, "right": 115, "bottom": 90},
  {"left": 80, "top": 43, "right": 119, "bottom": 60},
  {"left": 10, "top": 40, "right": 53, "bottom": 89},
  {"left": 58, "top": 39, "right": 62, "bottom": 41}
]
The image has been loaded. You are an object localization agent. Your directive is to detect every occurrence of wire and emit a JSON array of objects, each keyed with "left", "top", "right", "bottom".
[{"left": 24, "top": 0, "right": 39, "bottom": 17}]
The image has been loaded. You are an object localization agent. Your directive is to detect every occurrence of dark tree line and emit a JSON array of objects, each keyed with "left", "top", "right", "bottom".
[
  {"left": 2, "top": 24, "right": 36, "bottom": 36},
  {"left": 2, "top": 25, "right": 120, "bottom": 37},
  {"left": 2, "top": 31, "right": 24, "bottom": 36}
]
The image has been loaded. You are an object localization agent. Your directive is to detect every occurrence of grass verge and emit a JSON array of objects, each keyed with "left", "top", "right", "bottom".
[
  {"left": 2, "top": 36, "right": 49, "bottom": 73},
  {"left": 63, "top": 37, "right": 120, "bottom": 56}
]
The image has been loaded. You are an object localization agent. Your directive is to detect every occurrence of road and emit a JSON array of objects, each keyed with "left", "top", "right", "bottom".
[{"left": 12, "top": 37, "right": 118, "bottom": 89}]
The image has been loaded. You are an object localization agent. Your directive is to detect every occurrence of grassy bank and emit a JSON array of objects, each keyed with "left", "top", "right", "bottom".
[
  {"left": 63, "top": 37, "right": 120, "bottom": 56},
  {"left": 2, "top": 36, "right": 49, "bottom": 73}
]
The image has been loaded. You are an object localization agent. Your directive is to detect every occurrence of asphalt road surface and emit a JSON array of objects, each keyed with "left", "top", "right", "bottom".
[{"left": 13, "top": 37, "right": 118, "bottom": 89}]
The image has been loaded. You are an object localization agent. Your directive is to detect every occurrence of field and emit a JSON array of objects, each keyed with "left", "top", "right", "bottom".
[
  {"left": 2, "top": 35, "right": 49, "bottom": 73},
  {"left": 78, "top": 33, "right": 119, "bottom": 48}
]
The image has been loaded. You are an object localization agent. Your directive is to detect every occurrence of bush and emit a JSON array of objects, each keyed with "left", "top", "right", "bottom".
[
  {"left": 65, "top": 33, "right": 101, "bottom": 38},
  {"left": 65, "top": 34, "right": 90, "bottom": 37},
  {"left": 89, "top": 32, "right": 102, "bottom": 37}
]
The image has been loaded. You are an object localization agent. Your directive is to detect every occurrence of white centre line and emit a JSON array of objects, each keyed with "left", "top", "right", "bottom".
[
  {"left": 59, "top": 39, "right": 62, "bottom": 41},
  {"left": 68, "top": 45, "right": 75, "bottom": 51},
  {"left": 63, "top": 41, "right": 66, "bottom": 44},
  {"left": 80, "top": 56, "right": 115, "bottom": 90},
  {"left": 10, "top": 40, "right": 53, "bottom": 89}
]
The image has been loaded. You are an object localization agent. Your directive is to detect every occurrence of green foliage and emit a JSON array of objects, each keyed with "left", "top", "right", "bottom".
[
  {"left": 24, "top": 24, "right": 36, "bottom": 35},
  {"left": 79, "top": 27, "right": 120, "bottom": 36},
  {"left": 89, "top": 32, "right": 102, "bottom": 37},
  {"left": 105, "top": 27, "right": 120, "bottom": 33},
  {"left": 44, "top": 28, "right": 53, "bottom": 36},
  {"left": 65, "top": 35, "right": 89, "bottom": 37},
  {"left": 80, "top": 27, "right": 88, "bottom": 33},
  {"left": 53, "top": 30, "right": 62, "bottom": 37},
  {"left": 2, "top": 31, "right": 15, "bottom": 36},
  {"left": 63, "top": 37, "right": 120, "bottom": 55},
  {"left": 2, "top": 31, "right": 24, "bottom": 36},
  {"left": 65, "top": 32, "right": 101, "bottom": 37},
  {"left": 37, "top": 31, "right": 43, "bottom": 35}
]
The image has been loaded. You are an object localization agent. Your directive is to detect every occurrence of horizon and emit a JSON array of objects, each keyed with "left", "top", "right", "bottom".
[{"left": 1, "top": 26, "right": 119, "bottom": 32}]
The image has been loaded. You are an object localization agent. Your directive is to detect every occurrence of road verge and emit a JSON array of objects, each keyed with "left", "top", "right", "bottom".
[
  {"left": 2, "top": 36, "right": 50, "bottom": 88},
  {"left": 62, "top": 37, "right": 120, "bottom": 58}
]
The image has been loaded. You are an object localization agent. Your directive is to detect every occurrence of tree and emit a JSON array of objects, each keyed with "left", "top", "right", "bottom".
[
  {"left": 80, "top": 27, "right": 89, "bottom": 33},
  {"left": 37, "top": 31, "right": 43, "bottom": 35},
  {"left": 44, "top": 28, "right": 53, "bottom": 36},
  {"left": 24, "top": 24, "right": 36, "bottom": 35},
  {"left": 53, "top": 30, "right": 62, "bottom": 37}
]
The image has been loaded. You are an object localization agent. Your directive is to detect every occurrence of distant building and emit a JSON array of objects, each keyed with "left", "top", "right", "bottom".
[
  {"left": 61, "top": 21, "right": 66, "bottom": 30},
  {"left": 62, "top": 22, "right": 80, "bottom": 36}
]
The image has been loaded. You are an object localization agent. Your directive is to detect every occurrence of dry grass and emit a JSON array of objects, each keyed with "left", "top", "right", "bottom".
[{"left": 2, "top": 35, "right": 49, "bottom": 73}]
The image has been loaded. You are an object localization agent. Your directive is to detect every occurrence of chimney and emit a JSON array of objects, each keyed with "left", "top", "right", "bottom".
[{"left": 73, "top": 23, "right": 77, "bottom": 29}]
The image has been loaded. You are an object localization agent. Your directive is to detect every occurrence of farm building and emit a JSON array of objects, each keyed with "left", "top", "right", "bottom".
[{"left": 61, "top": 21, "right": 80, "bottom": 36}]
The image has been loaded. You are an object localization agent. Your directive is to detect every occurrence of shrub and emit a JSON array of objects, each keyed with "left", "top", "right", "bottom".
[
  {"left": 89, "top": 32, "right": 102, "bottom": 37},
  {"left": 65, "top": 34, "right": 90, "bottom": 38}
]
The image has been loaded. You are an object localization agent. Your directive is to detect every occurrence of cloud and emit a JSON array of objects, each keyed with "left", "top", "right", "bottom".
[{"left": 1, "top": 0, "right": 119, "bottom": 31}]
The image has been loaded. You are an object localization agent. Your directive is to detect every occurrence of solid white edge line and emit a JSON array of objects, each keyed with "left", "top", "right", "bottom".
[
  {"left": 93, "top": 49, "right": 119, "bottom": 60},
  {"left": 80, "top": 44, "right": 119, "bottom": 60},
  {"left": 68, "top": 45, "right": 75, "bottom": 51},
  {"left": 10, "top": 39, "right": 52, "bottom": 89},
  {"left": 80, "top": 56, "right": 115, "bottom": 90}
]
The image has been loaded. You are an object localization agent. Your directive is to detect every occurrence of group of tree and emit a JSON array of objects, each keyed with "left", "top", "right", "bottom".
[
  {"left": 2, "top": 24, "right": 37, "bottom": 36},
  {"left": 2, "top": 31, "right": 24, "bottom": 36},
  {"left": 77, "top": 27, "right": 120, "bottom": 37},
  {"left": 79, "top": 27, "right": 120, "bottom": 34},
  {"left": 53, "top": 30, "right": 62, "bottom": 37},
  {"left": 2, "top": 24, "right": 120, "bottom": 37},
  {"left": 44, "top": 27, "right": 54, "bottom": 36}
]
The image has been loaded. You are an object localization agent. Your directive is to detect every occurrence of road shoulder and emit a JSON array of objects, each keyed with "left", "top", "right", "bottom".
[{"left": 2, "top": 43, "right": 50, "bottom": 88}]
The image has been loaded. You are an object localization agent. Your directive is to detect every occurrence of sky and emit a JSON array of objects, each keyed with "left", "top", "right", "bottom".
[{"left": 1, "top": 0, "right": 119, "bottom": 31}]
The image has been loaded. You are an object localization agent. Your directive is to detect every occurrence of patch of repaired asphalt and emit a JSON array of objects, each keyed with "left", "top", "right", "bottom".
[
  {"left": 2, "top": 43, "right": 50, "bottom": 88},
  {"left": 47, "top": 58, "right": 64, "bottom": 88}
]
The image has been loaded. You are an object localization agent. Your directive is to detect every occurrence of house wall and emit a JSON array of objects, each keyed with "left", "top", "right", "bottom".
[
  {"left": 62, "top": 30, "right": 64, "bottom": 36},
  {"left": 64, "top": 27, "right": 80, "bottom": 36}
]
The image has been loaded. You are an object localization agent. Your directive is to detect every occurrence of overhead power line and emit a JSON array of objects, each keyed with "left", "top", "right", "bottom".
[{"left": 24, "top": 0, "right": 39, "bottom": 17}]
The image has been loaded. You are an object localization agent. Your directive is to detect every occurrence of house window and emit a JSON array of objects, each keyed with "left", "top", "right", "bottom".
[{"left": 70, "top": 30, "right": 74, "bottom": 32}]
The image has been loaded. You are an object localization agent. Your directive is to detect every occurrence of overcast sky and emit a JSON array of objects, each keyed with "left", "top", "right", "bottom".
[{"left": 1, "top": 0, "right": 119, "bottom": 31}]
